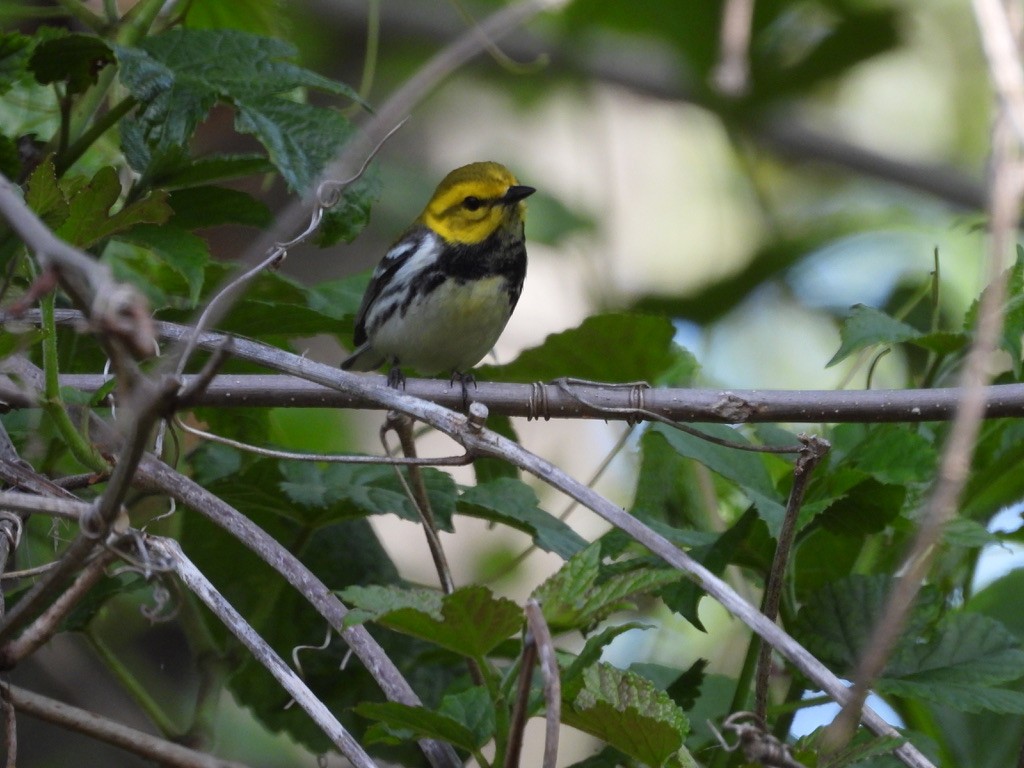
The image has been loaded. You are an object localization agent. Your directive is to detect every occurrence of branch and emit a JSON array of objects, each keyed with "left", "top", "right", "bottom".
[
  {"left": 146, "top": 537, "right": 381, "bottom": 768},
  {"left": 6, "top": 683, "right": 252, "bottom": 768},
  {"left": 40, "top": 368, "right": 1024, "bottom": 424}
]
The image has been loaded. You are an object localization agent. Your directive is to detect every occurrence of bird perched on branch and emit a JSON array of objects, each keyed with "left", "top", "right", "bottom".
[{"left": 341, "top": 161, "right": 535, "bottom": 390}]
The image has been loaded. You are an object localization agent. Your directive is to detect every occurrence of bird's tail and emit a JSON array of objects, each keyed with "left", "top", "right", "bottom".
[{"left": 340, "top": 343, "right": 384, "bottom": 372}]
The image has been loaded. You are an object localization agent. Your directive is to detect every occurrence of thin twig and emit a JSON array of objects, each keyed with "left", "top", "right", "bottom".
[
  {"left": 173, "top": 415, "right": 474, "bottom": 466},
  {"left": 973, "top": 0, "right": 1024, "bottom": 144},
  {"left": 754, "top": 435, "right": 830, "bottom": 720},
  {"left": 6, "top": 683, "right": 252, "bottom": 768},
  {"left": 504, "top": 621, "right": 536, "bottom": 768},
  {"left": 383, "top": 412, "right": 456, "bottom": 594},
  {"left": 525, "top": 599, "right": 560, "bottom": 768}
]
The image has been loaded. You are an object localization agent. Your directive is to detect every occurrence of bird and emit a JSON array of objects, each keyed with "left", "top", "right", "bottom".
[{"left": 341, "top": 161, "right": 535, "bottom": 391}]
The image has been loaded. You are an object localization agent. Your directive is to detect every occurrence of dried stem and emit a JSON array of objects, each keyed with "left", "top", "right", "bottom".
[
  {"left": 6, "top": 683, "right": 252, "bottom": 768},
  {"left": 754, "top": 435, "right": 830, "bottom": 720}
]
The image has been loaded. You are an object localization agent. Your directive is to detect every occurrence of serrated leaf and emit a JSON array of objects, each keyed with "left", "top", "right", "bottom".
[
  {"left": 840, "top": 423, "right": 938, "bottom": 487},
  {"left": 533, "top": 543, "right": 684, "bottom": 633},
  {"left": 277, "top": 461, "right": 457, "bottom": 530},
  {"left": 651, "top": 422, "right": 787, "bottom": 534},
  {"left": 563, "top": 662, "right": 690, "bottom": 768},
  {"left": 168, "top": 185, "right": 271, "bottom": 229},
  {"left": 356, "top": 700, "right": 482, "bottom": 752},
  {"left": 458, "top": 478, "right": 587, "bottom": 559},
  {"left": 29, "top": 33, "right": 114, "bottom": 94},
  {"left": 828, "top": 304, "right": 920, "bottom": 367},
  {"left": 116, "top": 29, "right": 360, "bottom": 191},
  {"left": 479, "top": 313, "right": 681, "bottom": 383},
  {"left": 57, "top": 166, "right": 171, "bottom": 248},
  {"left": 340, "top": 584, "right": 522, "bottom": 658},
  {"left": 24, "top": 156, "right": 67, "bottom": 227}
]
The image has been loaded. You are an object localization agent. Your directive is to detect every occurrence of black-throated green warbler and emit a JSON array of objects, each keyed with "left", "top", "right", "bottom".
[{"left": 341, "top": 161, "right": 535, "bottom": 385}]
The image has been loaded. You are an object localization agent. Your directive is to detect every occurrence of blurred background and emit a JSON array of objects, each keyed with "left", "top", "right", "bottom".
[{"left": 0, "top": 0, "right": 1003, "bottom": 765}]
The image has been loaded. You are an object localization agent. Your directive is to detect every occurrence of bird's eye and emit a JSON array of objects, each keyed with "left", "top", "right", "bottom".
[{"left": 463, "top": 196, "right": 482, "bottom": 211}]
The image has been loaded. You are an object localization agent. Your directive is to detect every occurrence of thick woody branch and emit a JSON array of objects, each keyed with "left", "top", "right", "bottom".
[{"left": 31, "top": 370, "right": 1024, "bottom": 424}]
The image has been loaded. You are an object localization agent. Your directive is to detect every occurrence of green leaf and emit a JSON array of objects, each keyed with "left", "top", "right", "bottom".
[
  {"left": 650, "top": 422, "right": 787, "bottom": 534},
  {"left": 563, "top": 662, "right": 690, "bottom": 768},
  {"left": 828, "top": 304, "right": 965, "bottom": 367},
  {"left": 816, "top": 478, "right": 905, "bottom": 538},
  {"left": 184, "top": 0, "right": 291, "bottom": 37},
  {"left": 278, "top": 461, "right": 457, "bottom": 531},
  {"left": 29, "top": 32, "right": 114, "bottom": 94},
  {"left": 168, "top": 185, "right": 271, "bottom": 229},
  {"left": 117, "top": 224, "right": 210, "bottom": 305},
  {"left": 340, "top": 584, "right": 523, "bottom": 658},
  {"left": 0, "top": 133, "right": 19, "bottom": 180},
  {"left": 157, "top": 153, "right": 275, "bottom": 189},
  {"left": 458, "top": 478, "right": 587, "bottom": 559},
  {"left": 116, "top": 28, "right": 360, "bottom": 191},
  {"left": 835, "top": 423, "right": 938, "bottom": 487},
  {"left": 356, "top": 693, "right": 490, "bottom": 752},
  {"left": 658, "top": 507, "right": 769, "bottom": 631},
  {"left": 533, "top": 542, "right": 684, "bottom": 633},
  {"left": 479, "top": 313, "right": 682, "bottom": 383},
  {"left": 24, "top": 156, "right": 67, "bottom": 227},
  {"left": 314, "top": 173, "right": 380, "bottom": 246},
  {"left": 233, "top": 95, "right": 352, "bottom": 192},
  {"left": 631, "top": 429, "right": 704, "bottom": 529},
  {"left": 0, "top": 32, "right": 33, "bottom": 95},
  {"left": 181, "top": 505, "right": 427, "bottom": 762},
  {"left": 56, "top": 166, "right": 171, "bottom": 248},
  {"left": 438, "top": 686, "right": 496, "bottom": 748}
]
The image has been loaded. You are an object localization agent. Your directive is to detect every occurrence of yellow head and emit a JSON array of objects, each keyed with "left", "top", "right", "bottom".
[{"left": 418, "top": 161, "right": 535, "bottom": 245}]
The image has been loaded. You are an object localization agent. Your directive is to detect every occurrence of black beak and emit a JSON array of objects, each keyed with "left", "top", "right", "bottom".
[{"left": 503, "top": 185, "right": 536, "bottom": 204}]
